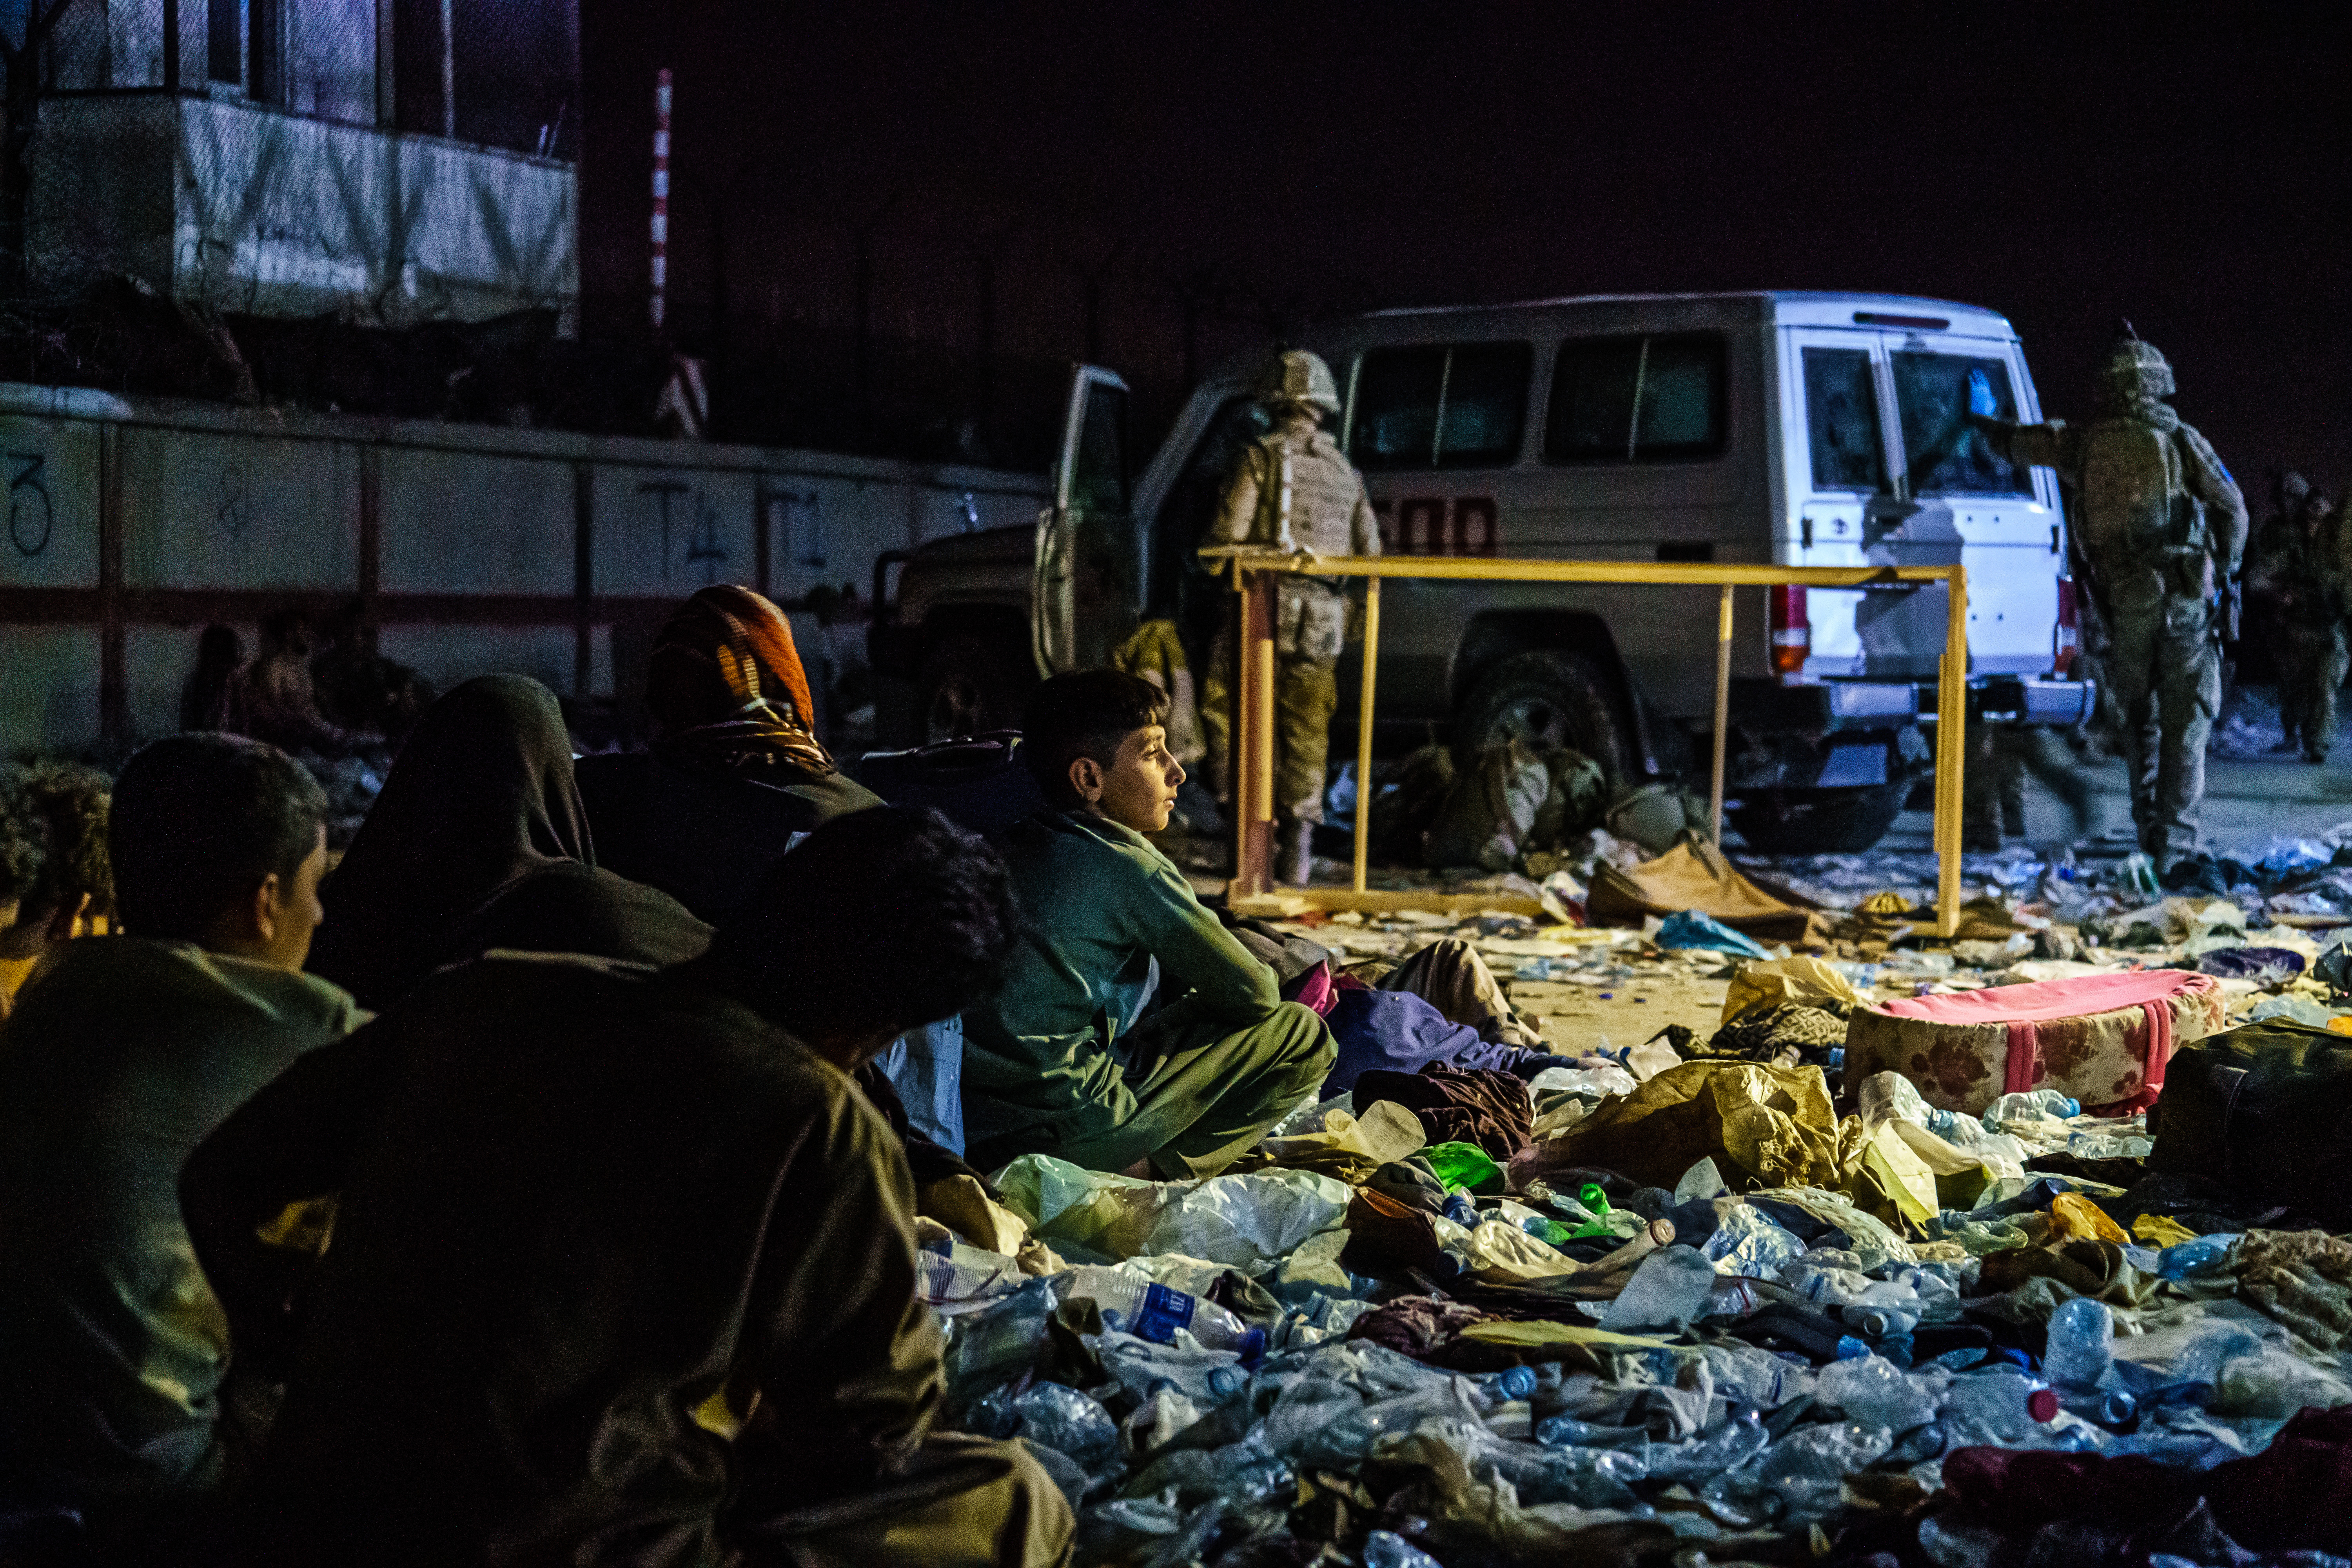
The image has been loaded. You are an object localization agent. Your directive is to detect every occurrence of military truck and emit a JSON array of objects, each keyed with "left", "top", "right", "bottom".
[{"left": 869, "top": 291, "right": 2091, "bottom": 853}]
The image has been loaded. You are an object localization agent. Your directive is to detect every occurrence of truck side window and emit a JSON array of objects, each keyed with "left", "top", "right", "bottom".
[
  {"left": 1543, "top": 333, "right": 1726, "bottom": 463},
  {"left": 1802, "top": 347, "right": 1889, "bottom": 493},
  {"left": 1347, "top": 342, "right": 1531, "bottom": 470},
  {"left": 1891, "top": 352, "right": 2033, "bottom": 497}
]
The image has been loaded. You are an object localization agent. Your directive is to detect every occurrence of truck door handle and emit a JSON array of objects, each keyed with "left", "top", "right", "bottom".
[{"left": 2050, "top": 524, "right": 2059, "bottom": 555}]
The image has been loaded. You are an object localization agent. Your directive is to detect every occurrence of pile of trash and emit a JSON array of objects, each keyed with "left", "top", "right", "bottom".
[{"left": 917, "top": 829, "right": 2352, "bottom": 1566}]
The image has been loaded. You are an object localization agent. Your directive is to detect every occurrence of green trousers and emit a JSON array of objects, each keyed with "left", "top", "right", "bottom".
[
  {"left": 2106, "top": 593, "right": 2221, "bottom": 864},
  {"left": 2279, "top": 617, "right": 2348, "bottom": 761},
  {"left": 967, "top": 999, "right": 1332, "bottom": 1180}
]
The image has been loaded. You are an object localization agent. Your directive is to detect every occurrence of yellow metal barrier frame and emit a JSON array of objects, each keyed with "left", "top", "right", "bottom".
[{"left": 1206, "top": 548, "right": 1969, "bottom": 938}]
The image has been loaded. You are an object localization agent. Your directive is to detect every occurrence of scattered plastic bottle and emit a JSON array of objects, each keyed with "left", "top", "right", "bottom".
[
  {"left": 1067, "top": 1267, "right": 1267, "bottom": 1364},
  {"left": 1010, "top": 1382, "right": 1120, "bottom": 1467},
  {"left": 1933, "top": 1346, "right": 1989, "bottom": 1372},
  {"left": 1495, "top": 1365, "right": 1537, "bottom": 1401},
  {"left": 1942, "top": 1368, "right": 2061, "bottom": 1442},
  {"left": 1818, "top": 1353, "right": 1940, "bottom": 1432},
  {"left": 2059, "top": 1387, "right": 2138, "bottom": 1426},
  {"left": 1443, "top": 1194, "right": 1481, "bottom": 1229},
  {"left": 2120, "top": 851, "right": 2161, "bottom": 898},
  {"left": 2152, "top": 1235, "right": 2235, "bottom": 1284},
  {"left": 1848, "top": 1305, "right": 1920, "bottom": 1338},
  {"left": 1517, "top": 957, "right": 1556, "bottom": 981},
  {"left": 1983, "top": 1089, "right": 2081, "bottom": 1124},
  {"left": 2043, "top": 1297, "right": 2117, "bottom": 1392}
]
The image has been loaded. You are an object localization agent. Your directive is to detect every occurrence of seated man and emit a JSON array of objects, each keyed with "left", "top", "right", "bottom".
[
  {"left": 0, "top": 735, "right": 355, "bottom": 1525},
  {"left": 181, "top": 808, "right": 1072, "bottom": 1568},
  {"left": 0, "top": 760, "right": 116, "bottom": 1017},
  {"left": 961, "top": 670, "right": 1332, "bottom": 1178}
]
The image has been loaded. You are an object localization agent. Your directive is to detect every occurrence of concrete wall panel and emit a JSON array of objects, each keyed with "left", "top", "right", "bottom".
[
  {"left": 0, "top": 415, "right": 103, "bottom": 589},
  {"left": 0, "top": 629, "right": 103, "bottom": 755},
  {"left": 120, "top": 427, "right": 359, "bottom": 590},
  {"left": 380, "top": 447, "right": 573, "bottom": 595}
]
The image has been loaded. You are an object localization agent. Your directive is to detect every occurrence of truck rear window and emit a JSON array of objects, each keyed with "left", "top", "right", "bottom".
[
  {"left": 1802, "top": 347, "right": 1888, "bottom": 493},
  {"left": 1892, "top": 351, "right": 2034, "bottom": 496},
  {"left": 1346, "top": 342, "right": 1531, "bottom": 470},
  {"left": 1543, "top": 333, "right": 1726, "bottom": 464}
]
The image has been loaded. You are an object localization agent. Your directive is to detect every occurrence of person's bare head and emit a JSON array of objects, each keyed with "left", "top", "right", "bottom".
[
  {"left": 110, "top": 735, "right": 330, "bottom": 971},
  {"left": 703, "top": 807, "right": 1021, "bottom": 1068},
  {"left": 0, "top": 764, "right": 113, "bottom": 964}
]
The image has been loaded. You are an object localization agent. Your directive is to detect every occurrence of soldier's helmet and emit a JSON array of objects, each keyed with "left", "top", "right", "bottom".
[
  {"left": 2100, "top": 321, "right": 2175, "bottom": 402},
  {"left": 1257, "top": 349, "right": 1342, "bottom": 414}
]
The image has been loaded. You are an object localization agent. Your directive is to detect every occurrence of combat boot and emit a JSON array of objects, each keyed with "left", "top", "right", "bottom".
[{"left": 1278, "top": 818, "right": 1314, "bottom": 887}]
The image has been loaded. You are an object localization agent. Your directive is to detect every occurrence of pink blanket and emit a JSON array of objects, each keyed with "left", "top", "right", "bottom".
[{"left": 1879, "top": 969, "right": 2218, "bottom": 1104}]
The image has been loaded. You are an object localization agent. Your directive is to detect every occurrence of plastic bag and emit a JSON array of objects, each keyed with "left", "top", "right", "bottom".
[
  {"left": 1655, "top": 909, "right": 1773, "bottom": 959},
  {"left": 872, "top": 1015, "right": 965, "bottom": 1154},
  {"left": 1722, "top": 955, "right": 1864, "bottom": 1024},
  {"left": 993, "top": 1155, "right": 1352, "bottom": 1270},
  {"left": 1530, "top": 1060, "right": 1846, "bottom": 1191}
]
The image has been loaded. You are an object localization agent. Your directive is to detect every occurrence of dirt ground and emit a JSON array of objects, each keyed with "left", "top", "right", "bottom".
[{"left": 1507, "top": 967, "right": 1733, "bottom": 1058}]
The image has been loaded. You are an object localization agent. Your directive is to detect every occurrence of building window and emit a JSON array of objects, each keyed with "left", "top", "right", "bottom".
[
  {"left": 1543, "top": 332, "right": 1727, "bottom": 464},
  {"left": 1346, "top": 342, "right": 1532, "bottom": 471}
]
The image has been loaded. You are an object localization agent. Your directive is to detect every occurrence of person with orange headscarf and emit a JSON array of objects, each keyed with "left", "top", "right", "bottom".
[{"left": 576, "top": 586, "right": 882, "bottom": 926}]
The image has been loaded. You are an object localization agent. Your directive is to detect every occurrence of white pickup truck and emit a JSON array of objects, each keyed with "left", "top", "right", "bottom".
[{"left": 871, "top": 291, "right": 2090, "bottom": 853}]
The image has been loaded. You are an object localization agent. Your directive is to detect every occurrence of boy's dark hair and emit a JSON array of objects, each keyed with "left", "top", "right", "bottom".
[
  {"left": 708, "top": 806, "right": 1020, "bottom": 1043},
  {"left": 1020, "top": 670, "right": 1171, "bottom": 810},
  {"left": 2, "top": 763, "right": 114, "bottom": 924},
  {"left": 110, "top": 735, "right": 327, "bottom": 941}
]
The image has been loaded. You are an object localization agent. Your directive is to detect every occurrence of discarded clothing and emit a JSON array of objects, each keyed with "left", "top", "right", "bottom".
[
  {"left": 1379, "top": 936, "right": 1545, "bottom": 1049},
  {"left": 1324, "top": 986, "right": 1551, "bottom": 1095},
  {"left": 1352, "top": 1063, "right": 1536, "bottom": 1161},
  {"left": 1584, "top": 837, "right": 1833, "bottom": 947}
]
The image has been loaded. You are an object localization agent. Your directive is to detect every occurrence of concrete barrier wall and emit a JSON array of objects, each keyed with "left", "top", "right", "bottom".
[{"left": 0, "top": 383, "right": 1047, "bottom": 756}]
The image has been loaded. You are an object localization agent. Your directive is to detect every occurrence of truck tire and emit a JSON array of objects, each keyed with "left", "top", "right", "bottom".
[
  {"left": 1455, "top": 650, "right": 1632, "bottom": 782},
  {"left": 1729, "top": 780, "right": 1908, "bottom": 856},
  {"left": 919, "top": 633, "right": 1029, "bottom": 744}
]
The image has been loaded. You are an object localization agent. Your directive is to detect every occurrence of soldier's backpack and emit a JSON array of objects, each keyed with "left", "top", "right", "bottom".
[
  {"left": 2147, "top": 1020, "right": 2352, "bottom": 1228},
  {"left": 2081, "top": 419, "right": 2198, "bottom": 561}
]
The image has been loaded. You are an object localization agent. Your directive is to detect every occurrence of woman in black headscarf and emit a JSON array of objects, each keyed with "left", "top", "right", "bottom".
[{"left": 306, "top": 675, "right": 711, "bottom": 1011}]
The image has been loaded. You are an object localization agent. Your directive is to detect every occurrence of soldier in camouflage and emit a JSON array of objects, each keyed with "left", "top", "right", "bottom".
[
  {"left": 2251, "top": 481, "right": 2345, "bottom": 763},
  {"left": 1200, "top": 350, "right": 1383, "bottom": 885},
  {"left": 1975, "top": 325, "right": 2247, "bottom": 869}
]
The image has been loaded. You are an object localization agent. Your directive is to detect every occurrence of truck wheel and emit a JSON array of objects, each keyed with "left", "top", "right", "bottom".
[
  {"left": 1455, "top": 650, "right": 1631, "bottom": 781},
  {"left": 919, "top": 634, "right": 1027, "bottom": 743},
  {"left": 1729, "top": 780, "right": 1909, "bottom": 856}
]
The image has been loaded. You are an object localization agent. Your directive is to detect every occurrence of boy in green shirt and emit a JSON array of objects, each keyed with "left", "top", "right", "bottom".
[
  {"left": 962, "top": 671, "right": 1332, "bottom": 1178},
  {"left": 0, "top": 735, "right": 358, "bottom": 1525}
]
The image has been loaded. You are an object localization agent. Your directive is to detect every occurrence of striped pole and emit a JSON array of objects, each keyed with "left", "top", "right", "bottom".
[{"left": 650, "top": 69, "right": 672, "bottom": 332}]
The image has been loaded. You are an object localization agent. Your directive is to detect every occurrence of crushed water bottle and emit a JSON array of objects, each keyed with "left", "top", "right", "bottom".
[
  {"left": 1818, "top": 1354, "right": 1941, "bottom": 1432},
  {"left": 1364, "top": 1532, "right": 1443, "bottom": 1568},
  {"left": 2157, "top": 1236, "right": 2235, "bottom": 1280},
  {"left": 1063, "top": 1265, "right": 1267, "bottom": 1364},
  {"left": 1983, "top": 1089, "right": 2081, "bottom": 1124},
  {"left": 2043, "top": 1297, "right": 2117, "bottom": 1391},
  {"left": 1011, "top": 1382, "right": 1120, "bottom": 1468},
  {"left": 1942, "top": 1368, "right": 2060, "bottom": 1443}
]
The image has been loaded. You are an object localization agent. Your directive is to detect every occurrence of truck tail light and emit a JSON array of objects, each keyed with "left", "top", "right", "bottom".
[
  {"left": 1769, "top": 584, "right": 1809, "bottom": 677},
  {"left": 2054, "top": 576, "right": 2079, "bottom": 675}
]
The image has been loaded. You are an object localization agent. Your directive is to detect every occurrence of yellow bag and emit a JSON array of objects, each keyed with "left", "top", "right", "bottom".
[{"left": 1722, "top": 955, "right": 1864, "bottom": 1025}]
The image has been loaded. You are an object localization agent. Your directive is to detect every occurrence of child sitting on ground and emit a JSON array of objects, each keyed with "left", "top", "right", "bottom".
[{"left": 960, "top": 670, "right": 1334, "bottom": 1178}]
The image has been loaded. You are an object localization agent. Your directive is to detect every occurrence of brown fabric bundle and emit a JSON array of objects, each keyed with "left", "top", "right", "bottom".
[
  {"left": 1352, "top": 1063, "right": 1534, "bottom": 1161},
  {"left": 1584, "top": 837, "right": 1834, "bottom": 947}
]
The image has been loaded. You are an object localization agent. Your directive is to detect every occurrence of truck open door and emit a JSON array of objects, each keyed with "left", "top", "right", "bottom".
[{"left": 1033, "top": 365, "right": 1134, "bottom": 677}]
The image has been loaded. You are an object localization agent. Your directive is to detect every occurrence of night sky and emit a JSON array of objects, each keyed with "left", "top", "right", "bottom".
[{"left": 587, "top": 1, "right": 2345, "bottom": 497}]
